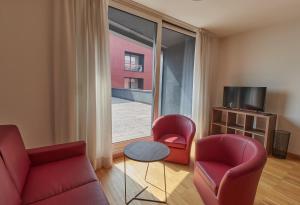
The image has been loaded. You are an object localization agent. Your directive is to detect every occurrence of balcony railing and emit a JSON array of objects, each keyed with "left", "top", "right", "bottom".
[{"left": 124, "top": 64, "right": 144, "bottom": 72}]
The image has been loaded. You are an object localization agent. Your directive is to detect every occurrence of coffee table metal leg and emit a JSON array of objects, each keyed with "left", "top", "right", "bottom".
[
  {"left": 145, "top": 162, "right": 149, "bottom": 180},
  {"left": 163, "top": 161, "right": 167, "bottom": 202},
  {"left": 124, "top": 158, "right": 167, "bottom": 204},
  {"left": 124, "top": 155, "right": 127, "bottom": 204}
]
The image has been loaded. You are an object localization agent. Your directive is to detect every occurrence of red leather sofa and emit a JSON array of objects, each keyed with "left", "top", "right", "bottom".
[
  {"left": 0, "top": 125, "right": 109, "bottom": 205},
  {"left": 193, "top": 134, "right": 267, "bottom": 205},
  {"left": 152, "top": 114, "right": 196, "bottom": 165}
]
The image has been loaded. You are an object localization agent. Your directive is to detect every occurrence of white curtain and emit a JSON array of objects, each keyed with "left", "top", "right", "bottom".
[
  {"left": 53, "top": 0, "right": 77, "bottom": 144},
  {"left": 53, "top": 0, "right": 112, "bottom": 169},
  {"left": 180, "top": 38, "right": 196, "bottom": 117},
  {"left": 192, "top": 30, "right": 218, "bottom": 139}
]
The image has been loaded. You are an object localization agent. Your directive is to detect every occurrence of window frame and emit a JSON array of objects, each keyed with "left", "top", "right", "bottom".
[
  {"left": 124, "top": 51, "right": 145, "bottom": 72},
  {"left": 124, "top": 77, "right": 144, "bottom": 90}
]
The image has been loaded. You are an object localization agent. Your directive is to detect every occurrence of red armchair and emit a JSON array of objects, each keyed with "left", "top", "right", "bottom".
[
  {"left": 0, "top": 125, "right": 109, "bottom": 205},
  {"left": 152, "top": 114, "right": 196, "bottom": 165},
  {"left": 193, "top": 134, "right": 267, "bottom": 205}
]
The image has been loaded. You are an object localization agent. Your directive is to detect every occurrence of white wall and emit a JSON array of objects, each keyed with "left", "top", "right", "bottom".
[
  {"left": 0, "top": 0, "right": 53, "bottom": 147},
  {"left": 214, "top": 19, "right": 300, "bottom": 155}
]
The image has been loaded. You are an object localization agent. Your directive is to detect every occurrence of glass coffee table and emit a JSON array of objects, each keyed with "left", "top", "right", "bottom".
[{"left": 123, "top": 141, "right": 170, "bottom": 204}]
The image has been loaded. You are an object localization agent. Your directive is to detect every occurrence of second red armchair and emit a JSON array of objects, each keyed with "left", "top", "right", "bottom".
[{"left": 152, "top": 114, "right": 196, "bottom": 165}]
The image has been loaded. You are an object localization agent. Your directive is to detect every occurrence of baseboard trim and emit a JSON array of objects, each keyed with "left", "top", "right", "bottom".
[{"left": 287, "top": 152, "right": 300, "bottom": 160}]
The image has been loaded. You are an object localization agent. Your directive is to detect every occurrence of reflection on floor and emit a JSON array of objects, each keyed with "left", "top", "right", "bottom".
[
  {"left": 97, "top": 151, "right": 300, "bottom": 205},
  {"left": 112, "top": 97, "right": 152, "bottom": 143}
]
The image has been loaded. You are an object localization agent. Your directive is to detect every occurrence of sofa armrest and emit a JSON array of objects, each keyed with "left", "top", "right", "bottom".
[{"left": 27, "top": 141, "right": 86, "bottom": 166}]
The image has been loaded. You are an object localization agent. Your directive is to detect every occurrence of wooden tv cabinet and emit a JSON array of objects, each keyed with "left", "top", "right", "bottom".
[{"left": 210, "top": 107, "right": 277, "bottom": 154}]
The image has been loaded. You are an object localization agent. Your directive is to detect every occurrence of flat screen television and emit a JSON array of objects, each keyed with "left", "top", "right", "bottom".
[{"left": 223, "top": 87, "right": 267, "bottom": 112}]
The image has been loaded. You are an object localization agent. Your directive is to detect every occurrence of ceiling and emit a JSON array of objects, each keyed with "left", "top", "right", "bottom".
[{"left": 132, "top": 0, "right": 300, "bottom": 37}]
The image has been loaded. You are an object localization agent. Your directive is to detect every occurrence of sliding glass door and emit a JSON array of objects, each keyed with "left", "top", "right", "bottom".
[
  {"left": 160, "top": 26, "right": 196, "bottom": 117},
  {"left": 108, "top": 7, "right": 157, "bottom": 143},
  {"left": 108, "top": 5, "right": 196, "bottom": 150}
]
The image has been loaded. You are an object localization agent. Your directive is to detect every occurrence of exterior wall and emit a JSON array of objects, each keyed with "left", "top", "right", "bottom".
[
  {"left": 112, "top": 88, "right": 152, "bottom": 104},
  {"left": 213, "top": 19, "right": 300, "bottom": 155},
  {"left": 161, "top": 43, "right": 185, "bottom": 115},
  {"left": 109, "top": 32, "right": 153, "bottom": 90}
]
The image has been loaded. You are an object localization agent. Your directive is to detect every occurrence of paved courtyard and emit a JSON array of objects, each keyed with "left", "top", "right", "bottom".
[{"left": 112, "top": 97, "right": 152, "bottom": 143}]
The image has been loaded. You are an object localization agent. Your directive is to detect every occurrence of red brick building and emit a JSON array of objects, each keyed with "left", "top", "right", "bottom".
[{"left": 109, "top": 32, "right": 153, "bottom": 91}]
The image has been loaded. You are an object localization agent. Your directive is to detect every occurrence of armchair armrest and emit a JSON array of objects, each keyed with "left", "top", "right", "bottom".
[
  {"left": 152, "top": 117, "right": 166, "bottom": 141},
  {"left": 27, "top": 141, "right": 86, "bottom": 166},
  {"left": 184, "top": 126, "right": 196, "bottom": 150},
  {"left": 217, "top": 160, "right": 266, "bottom": 204}
]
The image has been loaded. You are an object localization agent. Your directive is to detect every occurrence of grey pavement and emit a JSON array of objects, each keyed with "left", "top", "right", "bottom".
[{"left": 112, "top": 97, "right": 152, "bottom": 143}]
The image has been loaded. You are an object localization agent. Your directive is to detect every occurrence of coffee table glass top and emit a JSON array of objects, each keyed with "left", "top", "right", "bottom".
[{"left": 124, "top": 141, "right": 170, "bottom": 162}]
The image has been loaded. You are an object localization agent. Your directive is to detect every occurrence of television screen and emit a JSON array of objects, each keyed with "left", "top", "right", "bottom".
[{"left": 223, "top": 87, "right": 266, "bottom": 111}]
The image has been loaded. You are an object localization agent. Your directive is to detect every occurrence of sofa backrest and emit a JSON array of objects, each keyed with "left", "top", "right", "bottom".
[
  {"left": 0, "top": 157, "right": 21, "bottom": 205},
  {"left": 0, "top": 125, "right": 31, "bottom": 194}
]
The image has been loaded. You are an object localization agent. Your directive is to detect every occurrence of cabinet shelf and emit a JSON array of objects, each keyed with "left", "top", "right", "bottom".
[
  {"left": 246, "top": 128, "right": 265, "bottom": 137},
  {"left": 210, "top": 107, "right": 277, "bottom": 154},
  {"left": 212, "top": 122, "right": 226, "bottom": 127},
  {"left": 228, "top": 124, "right": 244, "bottom": 131}
]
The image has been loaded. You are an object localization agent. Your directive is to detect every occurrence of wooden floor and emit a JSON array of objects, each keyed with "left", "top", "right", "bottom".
[{"left": 97, "top": 155, "right": 300, "bottom": 205}]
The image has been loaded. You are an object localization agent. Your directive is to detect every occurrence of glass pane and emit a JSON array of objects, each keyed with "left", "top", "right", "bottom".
[
  {"left": 130, "top": 55, "right": 137, "bottom": 65},
  {"left": 131, "top": 78, "right": 138, "bottom": 89},
  {"left": 124, "top": 55, "right": 130, "bottom": 69},
  {"left": 160, "top": 28, "right": 195, "bottom": 117},
  {"left": 109, "top": 7, "right": 157, "bottom": 143}
]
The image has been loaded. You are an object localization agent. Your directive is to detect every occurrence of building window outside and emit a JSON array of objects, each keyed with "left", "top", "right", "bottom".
[
  {"left": 124, "top": 77, "right": 144, "bottom": 89},
  {"left": 124, "top": 51, "right": 144, "bottom": 72}
]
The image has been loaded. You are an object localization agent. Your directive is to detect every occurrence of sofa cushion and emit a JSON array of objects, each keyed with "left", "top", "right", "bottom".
[
  {"left": 30, "top": 181, "right": 109, "bottom": 205},
  {"left": 195, "top": 161, "right": 232, "bottom": 195},
  {"left": 0, "top": 125, "right": 31, "bottom": 194},
  {"left": 158, "top": 134, "right": 186, "bottom": 149},
  {"left": 0, "top": 158, "right": 22, "bottom": 205},
  {"left": 22, "top": 156, "right": 97, "bottom": 204}
]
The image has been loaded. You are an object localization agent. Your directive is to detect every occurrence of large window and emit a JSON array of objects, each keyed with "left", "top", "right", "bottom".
[
  {"left": 124, "top": 51, "right": 144, "bottom": 72},
  {"left": 124, "top": 77, "right": 144, "bottom": 89},
  {"left": 108, "top": 5, "right": 196, "bottom": 148}
]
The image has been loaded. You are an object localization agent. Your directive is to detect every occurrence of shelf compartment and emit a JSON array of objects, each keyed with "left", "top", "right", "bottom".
[
  {"left": 212, "top": 109, "right": 227, "bottom": 125},
  {"left": 244, "top": 132, "right": 253, "bottom": 138},
  {"left": 253, "top": 134, "right": 265, "bottom": 146},
  {"left": 235, "top": 130, "right": 244, "bottom": 136},
  {"left": 245, "top": 115, "right": 254, "bottom": 131},
  {"left": 236, "top": 114, "right": 246, "bottom": 127},
  {"left": 227, "top": 112, "right": 237, "bottom": 125},
  {"left": 211, "top": 124, "right": 226, "bottom": 135},
  {"left": 228, "top": 111, "right": 245, "bottom": 134},
  {"left": 227, "top": 128, "right": 235, "bottom": 134},
  {"left": 255, "top": 117, "right": 267, "bottom": 131}
]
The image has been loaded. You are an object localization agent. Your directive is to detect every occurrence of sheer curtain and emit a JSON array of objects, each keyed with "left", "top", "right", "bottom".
[
  {"left": 192, "top": 30, "right": 218, "bottom": 139},
  {"left": 180, "top": 38, "right": 196, "bottom": 116},
  {"left": 53, "top": 0, "right": 112, "bottom": 169}
]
